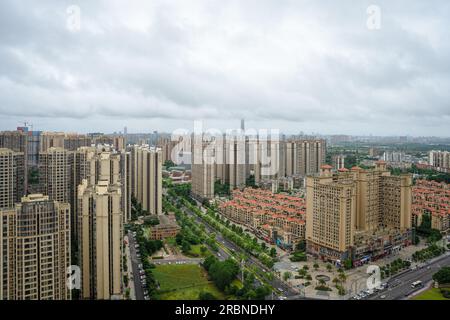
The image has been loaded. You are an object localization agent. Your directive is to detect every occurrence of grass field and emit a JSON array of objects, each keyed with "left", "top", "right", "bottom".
[
  {"left": 153, "top": 264, "right": 226, "bottom": 300},
  {"left": 413, "top": 288, "right": 450, "bottom": 300}
]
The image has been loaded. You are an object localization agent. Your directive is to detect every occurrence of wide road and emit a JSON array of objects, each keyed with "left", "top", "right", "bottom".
[
  {"left": 177, "top": 199, "right": 297, "bottom": 298},
  {"left": 368, "top": 252, "right": 450, "bottom": 300},
  {"left": 128, "top": 230, "right": 145, "bottom": 300}
]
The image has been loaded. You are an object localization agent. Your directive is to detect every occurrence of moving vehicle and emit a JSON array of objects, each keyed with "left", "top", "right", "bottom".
[{"left": 411, "top": 280, "right": 423, "bottom": 289}]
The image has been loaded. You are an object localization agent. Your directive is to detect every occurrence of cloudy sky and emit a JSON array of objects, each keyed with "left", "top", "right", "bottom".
[{"left": 0, "top": 0, "right": 449, "bottom": 136}]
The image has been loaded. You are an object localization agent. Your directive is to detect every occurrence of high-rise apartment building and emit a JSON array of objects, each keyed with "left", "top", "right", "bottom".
[
  {"left": 131, "top": 145, "right": 162, "bottom": 215},
  {"left": 39, "top": 132, "right": 66, "bottom": 152},
  {"left": 192, "top": 137, "right": 215, "bottom": 200},
  {"left": 0, "top": 194, "right": 71, "bottom": 300},
  {"left": 333, "top": 155, "right": 345, "bottom": 170},
  {"left": 429, "top": 150, "right": 450, "bottom": 169},
  {"left": 64, "top": 134, "right": 92, "bottom": 151},
  {"left": 286, "top": 139, "right": 327, "bottom": 176},
  {"left": 306, "top": 161, "right": 412, "bottom": 262},
  {"left": 39, "top": 147, "right": 74, "bottom": 204},
  {"left": 120, "top": 151, "right": 132, "bottom": 223},
  {"left": 226, "top": 134, "right": 247, "bottom": 189},
  {"left": 157, "top": 136, "right": 179, "bottom": 165},
  {"left": 78, "top": 179, "right": 123, "bottom": 300},
  {"left": 0, "top": 148, "right": 25, "bottom": 209},
  {"left": 0, "top": 130, "right": 28, "bottom": 188}
]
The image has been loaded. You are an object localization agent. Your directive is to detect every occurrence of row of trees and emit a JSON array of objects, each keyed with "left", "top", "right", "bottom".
[
  {"left": 163, "top": 194, "right": 219, "bottom": 254},
  {"left": 380, "top": 258, "right": 411, "bottom": 279},
  {"left": 412, "top": 244, "right": 446, "bottom": 262},
  {"left": 185, "top": 200, "right": 275, "bottom": 268}
]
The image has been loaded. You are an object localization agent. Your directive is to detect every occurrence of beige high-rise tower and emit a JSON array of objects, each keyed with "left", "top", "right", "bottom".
[
  {"left": 0, "top": 194, "right": 71, "bottom": 300},
  {"left": 192, "top": 137, "right": 215, "bottom": 200},
  {"left": 131, "top": 145, "right": 162, "bottom": 215},
  {"left": 0, "top": 148, "right": 25, "bottom": 209},
  {"left": 287, "top": 139, "right": 326, "bottom": 176},
  {"left": 74, "top": 149, "right": 125, "bottom": 300},
  {"left": 306, "top": 161, "right": 412, "bottom": 262},
  {"left": 0, "top": 131, "right": 28, "bottom": 189},
  {"left": 39, "top": 147, "right": 74, "bottom": 204},
  {"left": 120, "top": 150, "right": 132, "bottom": 223},
  {"left": 78, "top": 178, "right": 123, "bottom": 300}
]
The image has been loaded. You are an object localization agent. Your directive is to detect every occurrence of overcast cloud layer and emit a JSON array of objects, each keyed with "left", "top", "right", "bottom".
[{"left": 0, "top": 0, "right": 449, "bottom": 136}]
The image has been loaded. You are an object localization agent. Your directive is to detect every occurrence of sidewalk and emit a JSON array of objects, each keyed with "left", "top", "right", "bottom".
[{"left": 124, "top": 235, "right": 136, "bottom": 300}]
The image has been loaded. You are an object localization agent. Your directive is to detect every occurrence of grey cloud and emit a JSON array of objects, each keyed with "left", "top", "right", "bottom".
[{"left": 0, "top": 0, "right": 449, "bottom": 136}]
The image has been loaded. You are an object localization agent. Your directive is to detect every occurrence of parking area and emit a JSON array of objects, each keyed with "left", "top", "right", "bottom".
[{"left": 128, "top": 230, "right": 150, "bottom": 300}]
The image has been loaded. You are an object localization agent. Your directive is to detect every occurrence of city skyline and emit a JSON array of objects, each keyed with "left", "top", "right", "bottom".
[
  {"left": 1, "top": 0, "right": 450, "bottom": 305},
  {"left": 1, "top": 1, "right": 450, "bottom": 136}
]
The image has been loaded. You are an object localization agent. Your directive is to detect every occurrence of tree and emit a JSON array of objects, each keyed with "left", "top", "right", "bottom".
[
  {"left": 313, "top": 263, "right": 319, "bottom": 271},
  {"left": 343, "top": 259, "right": 353, "bottom": 270},
  {"left": 296, "top": 240, "right": 306, "bottom": 252},
  {"left": 326, "top": 264, "right": 333, "bottom": 272},
  {"left": 255, "top": 285, "right": 271, "bottom": 300},
  {"left": 298, "top": 269, "right": 307, "bottom": 278},
  {"left": 199, "top": 291, "right": 217, "bottom": 300},
  {"left": 164, "top": 160, "right": 176, "bottom": 168},
  {"left": 433, "top": 267, "right": 450, "bottom": 285},
  {"left": 207, "top": 258, "right": 239, "bottom": 291},
  {"left": 269, "top": 247, "right": 277, "bottom": 258},
  {"left": 203, "top": 255, "right": 219, "bottom": 271},
  {"left": 283, "top": 271, "right": 292, "bottom": 282},
  {"left": 181, "top": 240, "right": 191, "bottom": 254}
]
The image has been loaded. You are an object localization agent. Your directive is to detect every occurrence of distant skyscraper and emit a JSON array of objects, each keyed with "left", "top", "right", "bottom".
[
  {"left": 429, "top": 150, "right": 450, "bottom": 169},
  {"left": 240, "top": 119, "right": 245, "bottom": 131},
  {"left": 333, "top": 154, "right": 345, "bottom": 170},
  {"left": 285, "top": 139, "right": 327, "bottom": 176},
  {"left": 0, "top": 194, "right": 71, "bottom": 300}
]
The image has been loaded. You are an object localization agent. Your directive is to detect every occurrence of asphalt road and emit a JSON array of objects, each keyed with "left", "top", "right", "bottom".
[
  {"left": 128, "top": 231, "right": 145, "bottom": 300},
  {"left": 368, "top": 252, "right": 450, "bottom": 300},
  {"left": 177, "top": 199, "right": 297, "bottom": 299}
]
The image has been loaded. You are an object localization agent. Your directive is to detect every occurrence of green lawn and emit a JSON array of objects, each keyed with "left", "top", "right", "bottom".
[
  {"left": 413, "top": 288, "right": 450, "bottom": 300},
  {"left": 153, "top": 264, "right": 226, "bottom": 300}
]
